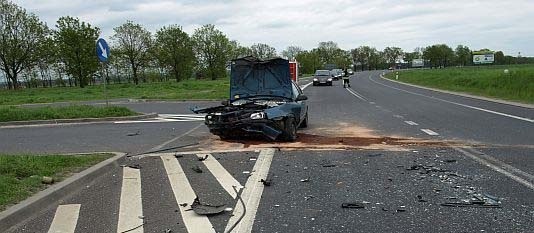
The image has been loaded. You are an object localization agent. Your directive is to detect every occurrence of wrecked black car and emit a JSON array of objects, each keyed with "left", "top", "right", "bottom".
[{"left": 192, "top": 56, "right": 309, "bottom": 141}]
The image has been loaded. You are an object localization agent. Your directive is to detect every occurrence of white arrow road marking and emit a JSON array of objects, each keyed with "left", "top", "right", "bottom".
[
  {"left": 161, "top": 156, "right": 215, "bottom": 233},
  {"left": 117, "top": 167, "right": 144, "bottom": 233},
  {"left": 225, "top": 148, "right": 275, "bottom": 233},
  {"left": 47, "top": 204, "right": 81, "bottom": 233},
  {"left": 404, "top": 121, "right": 419, "bottom": 126},
  {"left": 421, "top": 129, "right": 439, "bottom": 136},
  {"left": 98, "top": 42, "right": 108, "bottom": 58},
  {"left": 200, "top": 154, "right": 243, "bottom": 199}
]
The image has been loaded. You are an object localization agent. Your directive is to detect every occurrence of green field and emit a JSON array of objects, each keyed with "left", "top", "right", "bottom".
[
  {"left": 0, "top": 79, "right": 230, "bottom": 105},
  {"left": 385, "top": 65, "right": 534, "bottom": 103},
  {"left": 0, "top": 105, "right": 137, "bottom": 122},
  {"left": 0, "top": 153, "right": 113, "bottom": 210}
]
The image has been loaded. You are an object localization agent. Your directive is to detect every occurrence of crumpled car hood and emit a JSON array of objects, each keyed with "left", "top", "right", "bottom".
[{"left": 230, "top": 56, "right": 292, "bottom": 101}]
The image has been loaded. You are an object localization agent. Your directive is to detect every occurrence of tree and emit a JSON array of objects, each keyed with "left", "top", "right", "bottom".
[
  {"left": 317, "top": 41, "right": 340, "bottom": 64},
  {"left": 494, "top": 51, "right": 505, "bottom": 65},
  {"left": 154, "top": 25, "right": 195, "bottom": 82},
  {"left": 424, "top": 44, "right": 455, "bottom": 68},
  {"left": 351, "top": 46, "right": 376, "bottom": 71},
  {"left": 54, "top": 16, "right": 100, "bottom": 88},
  {"left": 282, "top": 46, "right": 303, "bottom": 60},
  {"left": 0, "top": 0, "right": 49, "bottom": 89},
  {"left": 250, "top": 43, "right": 277, "bottom": 60},
  {"left": 455, "top": 45, "right": 471, "bottom": 66},
  {"left": 295, "top": 50, "right": 322, "bottom": 74},
  {"left": 403, "top": 52, "right": 419, "bottom": 66},
  {"left": 228, "top": 40, "right": 251, "bottom": 60},
  {"left": 192, "top": 24, "right": 231, "bottom": 80},
  {"left": 383, "top": 47, "right": 403, "bottom": 67},
  {"left": 112, "top": 21, "right": 152, "bottom": 85}
]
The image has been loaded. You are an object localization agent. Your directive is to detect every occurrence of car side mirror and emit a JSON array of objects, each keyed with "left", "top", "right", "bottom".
[{"left": 296, "top": 95, "right": 308, "bottom": 101}]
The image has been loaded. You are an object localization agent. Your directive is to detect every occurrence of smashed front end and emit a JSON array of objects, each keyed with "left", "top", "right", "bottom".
[
  {"left": 192, "top": 56, "right": 296, "bottom": 140},
  {"left": 192, "top": 101, "right": 290, "bottom": 140}
]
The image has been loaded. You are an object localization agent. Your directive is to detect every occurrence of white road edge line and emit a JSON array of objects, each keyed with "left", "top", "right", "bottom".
[
  {"left": 421, "top": 129, "right": 439, "bottom": 136},
  {"left": 404, "top": 121, "right": 419, "bottom": 126},
  {"left": 372, "top": 75, "right": 534, "bottom": 123},
  {"left": 453, "top": 147, "right": 534, "bottom": 191},
  {"left": 161, "top": 156, "right": 216, "bottom": 233},
  {"left": 47, "top": 204, "right": 81, "bottom": 233},
  {"left": 300, "top": 82, "right": 313, "bottom": 90},
  {"left": 225, "top": 148, "right": 275, "bottom": 233},
  {"left": 200, "top": 153, "right": 243, "bottom": 199},
  {"left": 117, "top": 167, "right": 144, "bottom": 233}
]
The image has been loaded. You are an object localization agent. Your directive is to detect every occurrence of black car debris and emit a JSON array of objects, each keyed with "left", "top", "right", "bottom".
[{"left": 192, "top": 56, "right": 309, "bottom": 141}]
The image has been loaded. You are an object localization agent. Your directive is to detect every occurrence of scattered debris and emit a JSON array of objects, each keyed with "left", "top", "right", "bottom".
[
  {"left": 274, "top": 204, "right": 280, "bottom": 207},
  {"left": 381, "top": 207, "right": 389, "bottom": 211},
  {"left": 444, "top": 159, "right": 457, "bottom": 163},
  {"left": 417, "top": 195, "right": 427, "bottom": 202},
  {"left": 396, "top": 206, "right": 406, "bottom": 212},
  {"left": 127, "top": 164, "right": 141, "bottom": 169},
  {"left": 174, "top": 154, "right": 184, "bottom": 158},
  {"left": 440, "top": 194, "right": 501, "bottom": 208},
  {"left": 304, "top": 195, "right": 315, "bottom": 201},
  {"left": 243, "top": 171, "right": 251, "bottom": 174},
  {"left": 197, "top": 154, "right": 209, "bottom": 161},
  {"left": 41, "top": 176, "right": 54, "bottom": 184},
  {"left": 368, "top": 153, "right": 383, "bottom": 157},
  {"left": 224, "top": 207, "right": 233, "bottom": 212},
  {"left": 406, "top": 164, "right": 448, "bottom": 174},
  {"left": 192, "top": 166, "right": 203, "bottom": 173},
  {"left": 341, "top": 202, "right": 365, "bottom": 209},
  {"left": 127, "top": 131, "right": 140, "bottom": 136},
  {"left": 300, "top": 178, "right": 310, "bottom": 182},
  {"left": 260, "top": 179, "right": 272, "bottom": 186},
  {"left": 179, "top": 203, "right": 188, "bottom": 207},
  {"left": 164, "top": 229, "right": 172, "bottom": 233},
  {"left": 322, "top": 164, "right": 337, "bottom": 168},
  {"left": 191, "top": 197, "right": 227, "bottom": 215},
  {"left": 250, "top": 157, "right": 257, "bottom": 161}
]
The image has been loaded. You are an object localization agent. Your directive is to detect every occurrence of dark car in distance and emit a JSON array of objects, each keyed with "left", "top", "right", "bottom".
[
  {"left": 312, "top": 70, "right": 333, "bottom": 86},
  {"left": 192, "top": 56, "right": 308, "bottom": 142}
]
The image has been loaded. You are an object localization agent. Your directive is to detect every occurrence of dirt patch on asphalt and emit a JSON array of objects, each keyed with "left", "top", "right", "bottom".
[{"left": 195, "top": 122, "right": 457, "bottom": 151}]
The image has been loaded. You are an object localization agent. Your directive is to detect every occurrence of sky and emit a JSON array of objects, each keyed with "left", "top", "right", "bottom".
[{"left": 10, "top": 0, "right": 534, "bottom": 56}]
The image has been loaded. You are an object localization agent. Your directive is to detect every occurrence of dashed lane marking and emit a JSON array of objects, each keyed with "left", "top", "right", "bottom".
[
  {"left": 117, "top": 167, "right": 144, "bottom": 233},
  {"left": 161, "top": 156, "right": 215, "bottom": 233},
  {"left": 47, "top": 204, "right": 81, "bottom": 233},
  {"left": 421, "top": 129, "right": 439, "bottom": 136},
  {"left": 225, "top": 148, "right": 275, "bottom": 233},
  {"left": 404, "top": 121, "right": 419, "bottom": 126},
  {"left": 200, "top": 153, "right": 243, "bottom": 199},
  {"left": 372, "top": 75, "right": 534, "bottom": 123}
]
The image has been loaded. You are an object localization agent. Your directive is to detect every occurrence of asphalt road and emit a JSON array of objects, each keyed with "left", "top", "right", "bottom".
[{"left": 2, "top": 71, "right": 534, "bottom": 233}]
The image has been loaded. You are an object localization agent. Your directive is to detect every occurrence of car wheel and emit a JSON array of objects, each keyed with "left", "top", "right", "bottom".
[
  {"left": 282, "top": 117, "right": 297, "bottom": 141},
  {"left": 299, "top": 113, "right": 308, "bottom": 128}
]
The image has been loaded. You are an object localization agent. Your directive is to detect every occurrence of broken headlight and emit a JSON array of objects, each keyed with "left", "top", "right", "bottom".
[{"left": 250, "top": 112, "right": 266, "bottom": 120}]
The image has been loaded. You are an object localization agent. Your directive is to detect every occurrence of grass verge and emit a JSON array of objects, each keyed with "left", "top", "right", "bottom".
[
  {"left": 0, "top": 78, "right": 230, "bottom": 105},
  {"left": 0, "top": 153, "right": 114, "bottom": 211},
  {"left": 0, "top": 105, "right": 138, "bottom": 122},
  {"left": 385, "top": 65, "right": 534, "bottom": 104}
]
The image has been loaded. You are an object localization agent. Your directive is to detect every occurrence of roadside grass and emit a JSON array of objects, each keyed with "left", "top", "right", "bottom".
[
  {"left": 0, "top": 153, "right": 114, "bottom": 210},
  {"left": 0, "top": 105, "right": 137, "bottom": 122},
  {"left": 385, "top": 65, "right": 534, "bottom": 103},
  {"left": 0, "top": 78, "right": 230, "bottom": 105}
]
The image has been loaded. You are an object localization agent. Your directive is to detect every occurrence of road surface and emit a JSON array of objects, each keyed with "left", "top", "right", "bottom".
[{"left": 2, "top": 71, "right": 533, "bottom": 233}]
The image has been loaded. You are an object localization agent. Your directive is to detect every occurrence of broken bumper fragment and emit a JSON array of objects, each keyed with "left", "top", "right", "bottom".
[{"left": 205, "top": 114, "right": 283, "bottom": 140}]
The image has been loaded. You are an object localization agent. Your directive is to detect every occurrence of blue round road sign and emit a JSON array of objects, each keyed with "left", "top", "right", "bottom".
[{"left": 96, "top": 38, "right": 110, "bottom": 62}]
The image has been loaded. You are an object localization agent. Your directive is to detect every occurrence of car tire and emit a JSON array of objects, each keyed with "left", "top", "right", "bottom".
[
  {"left": 281, "top": 117, "right": 297, "bottom": 142},
  {"left": 299, "top": 113, "right": 308, "bottom": 128}
]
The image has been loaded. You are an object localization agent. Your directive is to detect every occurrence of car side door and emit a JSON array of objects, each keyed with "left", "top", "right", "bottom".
[{"left": 292, "top": 82, "right": 307, "bottom": 123}]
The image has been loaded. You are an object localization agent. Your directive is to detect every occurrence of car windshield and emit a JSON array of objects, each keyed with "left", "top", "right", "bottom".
[{"left": 315, "top": 70, "right": 330, "bottom": 76}]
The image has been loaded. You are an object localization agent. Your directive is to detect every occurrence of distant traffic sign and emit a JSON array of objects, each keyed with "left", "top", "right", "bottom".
[{"left": 96, "top": 38, "right": 110, "bottom": 62}]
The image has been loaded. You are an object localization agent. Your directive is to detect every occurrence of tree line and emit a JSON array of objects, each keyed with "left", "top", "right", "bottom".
[{"left": 1, "top": 0, "right": 532, "bottom": 89}]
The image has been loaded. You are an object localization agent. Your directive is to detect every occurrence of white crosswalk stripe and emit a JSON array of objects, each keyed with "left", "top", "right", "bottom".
[
  {"left": 115, "top": 114, "right": 205, "bottom": 124},
  {"left": 47, "top": 204, "right": 81, "bottom": 233}
]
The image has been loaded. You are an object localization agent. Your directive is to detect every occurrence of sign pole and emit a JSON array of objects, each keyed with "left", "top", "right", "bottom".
[{"left": 102, "top": 63, "right": 108, "bottom": 106}]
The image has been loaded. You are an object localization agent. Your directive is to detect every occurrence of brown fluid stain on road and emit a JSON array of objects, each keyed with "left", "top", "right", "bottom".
[{"left": 195, "top": 122, "right": 456, "bottom": 151}]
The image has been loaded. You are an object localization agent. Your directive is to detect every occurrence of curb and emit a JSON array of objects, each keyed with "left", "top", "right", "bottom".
[
  {"left": 0, "top": 113, "right": 158, "bottom": 127},
  {"left": 0, "top": 152, "right": 127, "bottom": 233},
  {"left": 380, "top": 74, "right": 534, "bottom": 109}
]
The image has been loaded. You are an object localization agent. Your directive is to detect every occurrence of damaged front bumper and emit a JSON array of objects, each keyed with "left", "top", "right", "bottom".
[{"left": 205, "top": 116, "right": 283, "bottom": 140}]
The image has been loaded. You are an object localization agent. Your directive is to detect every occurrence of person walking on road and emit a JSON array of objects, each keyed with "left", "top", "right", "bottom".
[{"left": 343, "top": 75, "right": 351, "bottom": 88}]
